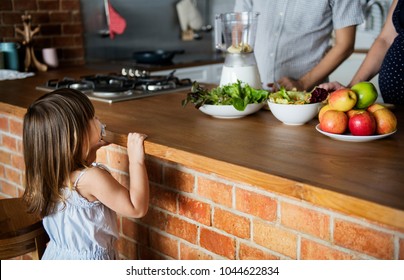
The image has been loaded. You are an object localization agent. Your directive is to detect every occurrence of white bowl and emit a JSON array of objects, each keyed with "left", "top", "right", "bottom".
[
  {"left": 199, "top": 103, "right": 264, "bottom": 119},
  {"left": 267, "top": 101, "right": 322, "bottom": 125}
]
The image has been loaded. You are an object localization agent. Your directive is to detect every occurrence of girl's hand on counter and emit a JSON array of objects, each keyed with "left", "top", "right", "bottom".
[{"left": 127, "top": 132, "right": 147, "bottom": 164}]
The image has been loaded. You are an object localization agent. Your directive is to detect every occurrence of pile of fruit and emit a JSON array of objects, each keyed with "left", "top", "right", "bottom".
[{"left": 318, "top": 82, "right": 397, "bottom": 136}]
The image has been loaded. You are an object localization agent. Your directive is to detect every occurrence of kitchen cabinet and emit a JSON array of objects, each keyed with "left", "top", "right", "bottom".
[{"left": 153, "top": 63, "right": 223, "bottom": 85}]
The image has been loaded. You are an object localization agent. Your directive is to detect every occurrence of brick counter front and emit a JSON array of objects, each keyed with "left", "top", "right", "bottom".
[{"left": 1, "top": 109, "right": 404, "bottom": 260}]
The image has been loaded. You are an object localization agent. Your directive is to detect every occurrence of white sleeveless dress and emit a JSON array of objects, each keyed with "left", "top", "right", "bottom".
[{"left": 41, "top": 163, "right": 119, "bottom": 260}]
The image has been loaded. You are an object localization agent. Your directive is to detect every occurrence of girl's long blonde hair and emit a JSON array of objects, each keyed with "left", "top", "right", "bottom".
[{"left": 22, "top": 88, "right": 95, "bottom": 218}]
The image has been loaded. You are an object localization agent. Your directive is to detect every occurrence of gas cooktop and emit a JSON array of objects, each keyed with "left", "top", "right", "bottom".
[{"left": 35, "top": 69, "right": 192, "bottom": 103}]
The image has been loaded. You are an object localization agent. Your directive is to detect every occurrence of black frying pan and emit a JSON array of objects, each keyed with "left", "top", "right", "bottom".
[{"left": 133, "top": 50, "right": 185, "bottom": 64}]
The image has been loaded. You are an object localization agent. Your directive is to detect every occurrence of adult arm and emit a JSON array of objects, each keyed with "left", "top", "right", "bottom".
[
  {"left": 278, "top": 25, "right": 357, "bottom": 91},
  {"left": 348, "top": 0, "right": 398, "bottom": 87}
]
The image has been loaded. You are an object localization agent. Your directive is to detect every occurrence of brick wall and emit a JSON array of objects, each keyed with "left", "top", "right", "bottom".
[
  {"left": 0, "top": 0, "right": 85, "bottom": 67},
  {"left": 1, "top": 110, "right": 404, "bottom": 260}
]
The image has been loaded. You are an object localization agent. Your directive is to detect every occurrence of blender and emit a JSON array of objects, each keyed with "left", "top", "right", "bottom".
[{"left": 215, "top": 12, "right": 261, "bottom": 88}]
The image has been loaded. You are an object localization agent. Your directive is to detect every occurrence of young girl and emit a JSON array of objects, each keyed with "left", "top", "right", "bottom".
[{"left": 22, "top": 88, "right": 149, "bottom": 259}]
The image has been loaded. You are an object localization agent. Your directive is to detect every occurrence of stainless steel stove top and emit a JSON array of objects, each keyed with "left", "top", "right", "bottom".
[{"left": 35, "top": 69, "right": 192, "bottom": 103}]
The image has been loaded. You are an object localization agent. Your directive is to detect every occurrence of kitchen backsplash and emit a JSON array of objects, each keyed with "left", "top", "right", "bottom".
[
  {"left": 0, "top": 0, "right": 85, "bottom": 67},
  {"left": 81, "top": 0, "right": 237, "bottom": 62}
]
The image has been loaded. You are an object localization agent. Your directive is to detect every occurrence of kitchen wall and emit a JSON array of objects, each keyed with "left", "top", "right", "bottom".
[{"left": 0, "top": 0, "right": 85, "bottom": 67}]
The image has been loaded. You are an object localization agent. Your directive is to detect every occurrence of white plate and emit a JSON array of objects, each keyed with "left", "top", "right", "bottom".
[
  {"left": 315, "top": 124, "right": 397, "bottom": 142},
  {"left": 199, "top": 103, "right": 264, "bottom": 119}
]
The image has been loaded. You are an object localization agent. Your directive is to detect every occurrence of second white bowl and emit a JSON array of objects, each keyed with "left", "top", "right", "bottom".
[{"left": 267, "top": 101, "right": 322, "bottom": 125}]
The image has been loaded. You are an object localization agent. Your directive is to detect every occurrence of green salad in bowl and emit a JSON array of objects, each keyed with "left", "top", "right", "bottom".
[{"left": 182, "top": 80, "right": 269, "bottom": 111}]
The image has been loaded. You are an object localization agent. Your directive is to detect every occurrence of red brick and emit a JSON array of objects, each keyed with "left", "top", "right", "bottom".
[
  {"left": 14, "top": 0, "right": 37, "bottom": 10},
  {"left": 0, "top": 116, "right": 9, "bottom": 131},
  {"left": 235, "top": 188, "right": 277, "bottom": 221},
  {"left": 239, "top": 243, "right": 279, "bottom": 260},
  {"left": 2, "top": 135, "right": 18, "bottom": 152},
  {"left": 399, "top": 239, "right": 404, "bottom": 260},
  {"left": 166, "top": 215, "right": 198, "bottom": 244},
  {"left": 139, "top": 245, "right": 166, "bottom": 260},
  {"left": 63, "top": 23, "right": 83, "bottom": 35},
  {"left": 0, "top": 181, "right": 19, "bottom": 197},
  {"left": 61, "top": 0, "right": 81, "bottom": 10},
  {"left": 334, "top": 219, "right": 394, "bottom": 259},
  {"left": 11, "top": 154, "right": 24, "bottom": 170},
  {"left": 200, "top": 227, "right": 235, "bottom": 259},
  {"left": 180, "top": 243, "right": 213, "bottom": 260},
  {"left": 300, "top": 238, "right": 355, "bottom": 260},
  {"left": 281, "top": 202, "right": 330, "bottom": 240},
  {"left": 37, "top": 0, "right": 60, "bottom": 10},
  {"left": 0, "top": 0, "right": 12, "bottom": 10},
  {"left": 178, "top": 195, "right": 211, "bottom": 225},
  {"left": 145, "top": 159, "right": 163, "bottom": 184},
  {"left": 150, "top": 185, "right": 177, "bottom": 213},
  {"left": 49, "top": 12, "right": 70, "bottom": 23},
  {"left": 30, "top": 12, "right": 50, "bottom": 25},
  {"left": 197, "top": 177, "right": 232, "bottom": 208},
  {"left": 9, "top": 118, "right": 22, "bottom": 137},
  {"left": 213, "top": 208, "right": 250, "bottom": 239},
  {"left": 0, "top": 164, "right": 5, "bottom": 179},
  {"left": 117, "top": 237, "right": 138, "bottom": 260},
  {"left": 5, "top": 166, "right": 21, "bottom": 185},
  {"left": 164, "top": 166, "right": 194, "bottom": 192},
  {"left": 122, "top": 217, "right": 149, "bottom": 245},
  {"left": 149, "top": 230, "right": 178, "bottom": 259},
  {"left": 253, "top": 220, "right": 297, "bottom": 258},
  {"left": 107, "top": 149, "right": 129, "bottom": 172},
  {"left": 0, "top": 150, "right": 11, "bottom": 166},
  {"left": 96, "top": 147, "right": 107, "bottom": 163},
  {"left": 141, "top": 207, "right": 167, "bottom": 231}
]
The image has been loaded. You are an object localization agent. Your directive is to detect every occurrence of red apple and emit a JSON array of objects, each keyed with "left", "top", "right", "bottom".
[
  {"left": 348, "top": 111, "right": 376, "bottom": 136},
  {"left": 320, "top": 110, "right": 348, "bottom": 134},
  {"left": 328, "top": 88, "right": 357, "bottom": 112},
  {"left": 372, "top": 108, "right": 397, "bottom": 134},
  {"left": 367, "top": 103, "right": 385, "bottom": 113}
]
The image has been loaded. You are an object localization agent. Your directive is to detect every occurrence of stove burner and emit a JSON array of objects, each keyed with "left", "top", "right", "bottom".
[
  {"left": 81, "top": 74, "right": 135, "bottom": 92},
  {"left": 37, "top": 69, "right": 193, "bottom": 103}
]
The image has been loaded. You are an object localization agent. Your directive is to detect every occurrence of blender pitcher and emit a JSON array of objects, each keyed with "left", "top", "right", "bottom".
[{"left": 215, "top": 12, "right": 262, "bottom": 88}]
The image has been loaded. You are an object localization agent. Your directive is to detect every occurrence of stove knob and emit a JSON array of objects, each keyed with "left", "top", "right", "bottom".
[
  {"left": 121, "top": 68, "right": 128, "bottom": 76},
  {"left": 128, "top": 69, "right": 135, "bottom": 78}
]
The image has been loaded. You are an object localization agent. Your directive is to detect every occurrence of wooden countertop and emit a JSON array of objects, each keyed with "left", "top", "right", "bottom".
[{"left": 1, "top": 66, "right": 403, "bottom": 230}]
